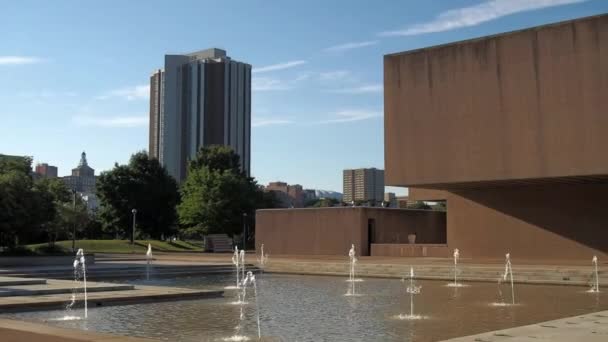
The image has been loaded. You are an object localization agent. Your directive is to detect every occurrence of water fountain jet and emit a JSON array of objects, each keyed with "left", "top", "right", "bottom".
[
  {"left": 258, "top": 244, "right": 269, "bottom": 268},
  {"left": 396, "top": 267, "right": 424, "bottom": 320},
  {"left": 65, "top": 248, "right": 88, "bottom": 319},
  {"left": 224, "top": 271, "right": 261, "bottom": 341},
  {"left": 588, "top": 255, "right": 600, "bottom": 293},
  {"left": 447, "top": 248, "right": 467, "bottom": 287},
  {"left": 240, "top": 249, "right": 246, "bottom": 283},
  {"left": 225, "top": 246, "right": 241, "bottom": 290},
  {"left": 145, "top": 243, "right": 153, "bottom": 281},
  {"left": 493, "top": 252, "right": 515, "bottom": 306},
  {"left": 345, "top": 244, "right": 361, "bottom": 296}
]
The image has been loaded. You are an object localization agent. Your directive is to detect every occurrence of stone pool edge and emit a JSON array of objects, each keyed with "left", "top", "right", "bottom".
[
  {"left": 441, "top": 309, "right": 608, "bottom": 341},
  {"left": 263, "top": 260, "right": 603, "bottom": 287},
  {"left": 0, "top": 284, "right": 224, "bottom": 313},
  {"left": 0, "top": 317, "right": 157, "bottom": 342}
]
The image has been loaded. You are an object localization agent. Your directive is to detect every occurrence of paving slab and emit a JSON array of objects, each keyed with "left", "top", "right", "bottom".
[
  {"left": 442, "top": 310, "right": 608, "bottom": 341},
  {"left": 0, "top": 276, "right": 47, "bottom": 286},
  {"left": 0, "top": 279, "right": 134, "bottom": 297},
  {"left": 0, "top": 283, "right": 223, "bottom": 312},
  {"left": 0, "top": 318, "right": 156, "bottom": 341}
]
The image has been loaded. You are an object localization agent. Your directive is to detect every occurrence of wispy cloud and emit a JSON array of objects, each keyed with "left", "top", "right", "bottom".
[
  {"left": 379, "top": 0, "right": 586, "bottom": 36},
  {"left": 72, "top": 115, "right": 148, "bottom": 128},
  {"left": 96, "top": 84, "right": 149, "bottom": 100},
  {"left": 252, "top": 60, "right": 307, "bottom": 74},
  {"left": 294, "top": 72, "right": 313, "bottom": 82},
  {"left": 319, "top": 70, "right": 352, "bottom": 82},
  {"left": 252, "top": 77, "right": 292, "bottom": 91},
  {"left": 327, "top": 84, "right": 382, "bottom": 94},
  {"left": 324, "top": 40, "right": 379, "bottom": 52},
  {"left": 18, "top": 90, "right": 77, "bottom": 99},
  {"left": 0, "top": 56, "right": 44, "bottom": 65},
  {"left": 252, "top": 117, "right": 294, "bottom": 127},
  {"left": 318, "top": 110, "right": 382, "bottom": 124}
]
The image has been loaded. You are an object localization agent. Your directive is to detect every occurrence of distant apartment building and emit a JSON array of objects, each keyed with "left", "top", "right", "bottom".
[
  {"left": 62, "top": 152, "right": 96, "bottom": 194},
  {"left": 343, "top": 168, "right": 384, "bottom": 203},
  {"left": 149, "top": 48, "right": 251, "bottom": 182},
  {"left": 265, "top": 181, "right": 306, "bottom": 208},
  {"left": 384, "top": 192, "right": 397, "bottom": 208},
  {"left": 35, "top": 163, "right": 58, "bottom": 178},
  {"left": 396, "top": 196, "right": 409, "bottom": 209},
  {"left": 303, "top": 189, "right": 317, "bottom": 204}
]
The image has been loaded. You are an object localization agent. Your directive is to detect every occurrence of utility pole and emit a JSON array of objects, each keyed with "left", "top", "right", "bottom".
[
  {"left": 72, "top": 190, "right": 76, "bottom": 252},
  {"left": 242, "top": 212, "right": 247, "bottom": 250}
]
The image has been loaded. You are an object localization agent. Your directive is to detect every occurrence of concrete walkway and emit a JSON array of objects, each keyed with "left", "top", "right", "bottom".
[
  {"left": 0, "top": 318, "right": 155, "bottom": 341},
  {"left": 0, "top": 276, "right": 223, "bottom": 312},
  {"left": 443, "top": 310, "right": 608, "bottom": 341}
]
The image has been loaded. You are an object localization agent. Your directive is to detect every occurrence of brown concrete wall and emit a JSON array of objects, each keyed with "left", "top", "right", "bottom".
[
  {"left": 256, "top": 208, "right": 367, "bottom": 256},
  {"left": 365, "top": 209, "right": 446, "bottom": 244},
  {"left": 370, "top": 244, "right": 449, "bottom": 257},
  {"left": 384, "top": 14, "right": 608, "bottom": 187},
  {"left": 408, "top": 188, "right": 448, "bottom": 201},
  {"left": 446, "top": 183, "right": 608, "bottom": 260},
  {"left": 255, "top": 208, "right": 447, "bottom": 256}
]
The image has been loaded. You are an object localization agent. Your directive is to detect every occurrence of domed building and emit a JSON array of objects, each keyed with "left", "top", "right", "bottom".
[{"left": 61, "top": 152, "right": 98, "bottom": 210}]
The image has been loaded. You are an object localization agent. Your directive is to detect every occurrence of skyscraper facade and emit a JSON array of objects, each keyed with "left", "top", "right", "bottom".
[
  {"left": 149, "top": 48, "right": 251, "bottom": 182},
  {"left": 343, "top": 168, "right": 384, "bottom": 203}
]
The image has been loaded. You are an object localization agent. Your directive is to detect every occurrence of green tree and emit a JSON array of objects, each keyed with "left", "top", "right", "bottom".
[
  {"left": 431, "top": 201, "right": 447, "bottom": 211},
  {"left": 0, "top": 155, "right": 56, "bottom": 248},
  {"left": 306, "top": 198, "right": 339, "bottom": 207},
  {"left": 96, "top": 152, "right": 179, "bottom": 239},
  {"left": 32, "top": 178, "right": 71, "bottom": 245},
  {"left": 189, "top": 145, "right": 242, "bottom": 173},
  {"left": 407, "top": 201, "right": 432, "bottom": 210},
  {"left": 178, "top": 146, "right": 262, "bottom": 238},
  {"left": 260, "top": 189, "right": 280, "bottom": 209}
]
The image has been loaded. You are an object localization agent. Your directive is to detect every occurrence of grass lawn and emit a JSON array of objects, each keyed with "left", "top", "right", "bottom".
[{"left": 26, "top": 239, "right": 204, "bottom": 254}]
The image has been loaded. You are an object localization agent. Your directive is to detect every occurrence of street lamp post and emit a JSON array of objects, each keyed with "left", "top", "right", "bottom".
[
  {"left": 71, "top": 190, "right": 77, "bottom": 252},
  {"left": 242, "top": 213, "right": 247, "bottom": 250},
  {"left": 131, "top": 209, "right": 137, "bottom": 245}
]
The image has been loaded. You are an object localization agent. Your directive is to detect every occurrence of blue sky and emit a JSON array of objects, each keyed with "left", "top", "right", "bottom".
[{"left": 1, "top": 0, "right": 606, "bottom": 194}]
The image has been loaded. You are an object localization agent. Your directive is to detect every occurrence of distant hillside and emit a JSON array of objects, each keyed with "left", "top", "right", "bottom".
[{"left": 314, "top": 190, "right": 343, "bottom": 201}]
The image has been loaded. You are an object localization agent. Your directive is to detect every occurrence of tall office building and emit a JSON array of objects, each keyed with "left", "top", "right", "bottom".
[
  {"left": 149, "top": 48, "right": 251, "bottom": 182},
  {"left": 343, "top": 168, "right": 384, "bottom": 203}
]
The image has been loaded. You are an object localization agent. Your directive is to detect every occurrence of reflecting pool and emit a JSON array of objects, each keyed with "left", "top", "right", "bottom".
[{"left": 4, "top": 273, "right": 606, "bottom": 341}]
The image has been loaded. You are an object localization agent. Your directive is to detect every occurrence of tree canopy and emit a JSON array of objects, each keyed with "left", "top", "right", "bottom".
[
  {"left": 305, "top": 197, "right": 340, "bottom": 208},
  {"left": 178, "top": 146, "right": 266, "bottom": 238},
  {"left": 407, "top": 201, "right": 433, "bottom": 210},
  {"left": 96, "top": 152, "right": 179, "bottom": 239},
  {"left": 0, "top": 155, "right": 58, "bottom": 247},
  {"left": 188, "top": 145, "right": 242, "bottom": 174}
]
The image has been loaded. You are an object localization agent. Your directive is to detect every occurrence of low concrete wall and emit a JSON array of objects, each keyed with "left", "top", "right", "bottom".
[
  {"left": 368, "top": 209, "right": 446, "bottom": 244},
  {"left": 0, "top": 254, "right": 95, "bottom": 267},
  {"left": 256, "top": 208, "right": 367, "bottom": 256},
  {"left": 370, "top": 243, "right": 449, "bottom": 257},
  {"left": 256, "top": 208, "right": 447, "bottom": 256}
]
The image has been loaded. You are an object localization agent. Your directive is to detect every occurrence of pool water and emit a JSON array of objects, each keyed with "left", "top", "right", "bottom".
[{"left": 4, "top": 273, "right": 606, "bottom": 341}]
